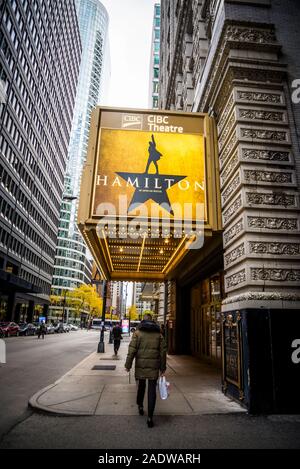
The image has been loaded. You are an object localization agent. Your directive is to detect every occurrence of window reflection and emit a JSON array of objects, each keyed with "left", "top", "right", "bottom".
[{"left": 190, "top": 272, "right": 223, "bottom": 363}]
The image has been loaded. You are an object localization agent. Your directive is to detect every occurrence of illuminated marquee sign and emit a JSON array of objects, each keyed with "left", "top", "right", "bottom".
[
  {"left": 92, "top": 109, "right": 207, "bottom": 224},
  {"left": 78, "top": 107, "right": 221, "bottom": 281}
]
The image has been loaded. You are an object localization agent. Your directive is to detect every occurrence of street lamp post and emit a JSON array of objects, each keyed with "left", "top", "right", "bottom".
[
  {"left": 62, "top": 290, "right": 67, "bottom": 323},
  {"left": 97, "top": 280, "right": 107, "bottom": 353}
]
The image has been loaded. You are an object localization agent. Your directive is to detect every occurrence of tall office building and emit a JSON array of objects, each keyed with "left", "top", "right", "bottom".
[
  {"left": 132, "top": 283, "right": 152, "bottom": 318},
  {"left": 0, "top": 0, "right": 81, "bottom": 321},
  {"left": 51, "top": 0, "right": 109, "bottom": 298},
  {"left": 148, "top": 2, "right": 160, "bottom": 109},
  {"left": 109, "top": 281, "right": 124, "bottom": 316},
  {"left": 140, "top": 282, "right": 165, "bottom": 323}
]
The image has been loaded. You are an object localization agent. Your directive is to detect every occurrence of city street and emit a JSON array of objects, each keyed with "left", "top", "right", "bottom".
[
  {"left": 1, "top": 333, "right": 300, "bottom": 449},
  {"left": 1, "top": 0, "right": 300, "bottom": 453},
  {"left": 0, "top": 329, "right": 100, "bottom": 441}
]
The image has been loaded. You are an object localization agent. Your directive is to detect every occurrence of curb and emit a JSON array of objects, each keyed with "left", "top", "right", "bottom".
[{"left": 28, "top": 351, "right": 99, "bottom": 416}]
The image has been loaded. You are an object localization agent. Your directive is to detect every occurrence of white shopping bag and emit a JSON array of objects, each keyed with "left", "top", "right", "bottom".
[{"left": 158, "top": 376, "right": 170, "bottom": 400}]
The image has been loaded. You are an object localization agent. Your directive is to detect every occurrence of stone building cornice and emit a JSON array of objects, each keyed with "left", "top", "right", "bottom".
[{"left": 193, "top": 20, "right": 283, "bottom": 113}]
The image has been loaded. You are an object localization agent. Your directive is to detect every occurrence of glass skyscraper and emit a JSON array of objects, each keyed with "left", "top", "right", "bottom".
[
  {"left": 148, "top": 3, "right": 160, "bottom": 109},
  {"left": 51, "top": 0, "right": 109, "bottom": 300}
]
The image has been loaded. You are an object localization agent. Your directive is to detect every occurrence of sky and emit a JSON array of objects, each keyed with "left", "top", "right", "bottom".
[
  {"left": 98, "top": 1, "right": 158, "bottom": 308},
  {"left": 100, "top": 0, "right": 158, "bottom": 109}
]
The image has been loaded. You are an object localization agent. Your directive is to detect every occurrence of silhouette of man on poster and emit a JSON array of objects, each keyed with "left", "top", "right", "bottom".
[{"left": 145, "top": 134, "right": 162, "bottom": 174}]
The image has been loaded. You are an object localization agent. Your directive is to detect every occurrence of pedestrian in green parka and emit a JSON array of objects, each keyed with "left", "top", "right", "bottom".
[{"left": 125, "top": 313, "right": 167, "bottom": 428}]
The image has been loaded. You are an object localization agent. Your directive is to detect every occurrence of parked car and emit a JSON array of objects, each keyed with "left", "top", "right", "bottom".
[
  {"left": 53, "top": 323, "right": 64, "bottom": 333},
  {"left": 62, "top": 323, "right": 70, "bottom": 333},
  {"left": 46, "top": 324, "right": 55, "bottom": 334},
  {"left": 69, "top": 324, "right": 78, "bottom": 331},
  {"left": 18, "top": 323, "right": 36, "bottom": 336},
  {"left": 0, "top": 322, "right": 20, "bottom": 337}
]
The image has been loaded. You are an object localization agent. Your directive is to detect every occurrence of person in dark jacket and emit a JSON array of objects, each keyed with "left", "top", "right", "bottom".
[
  {"left": 37, "top": 321, "right": 46, "bottom": 339},
  {"left": 112, "top": 322, "right": 123, "bottom": 356},
  {"left": 125, "top": 313, "right": 167, "bottom": 428}
]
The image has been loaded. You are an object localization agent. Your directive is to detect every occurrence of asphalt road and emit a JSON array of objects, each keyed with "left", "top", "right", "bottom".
[
  {"left": 0, "top": 329, "right": 100, "bottom": 441},
  {"left": 1, "top": 413, "right": 300, "bottom": 449},
  {"left": 1, "top": 331, "right": 300, "bottom": 450}
]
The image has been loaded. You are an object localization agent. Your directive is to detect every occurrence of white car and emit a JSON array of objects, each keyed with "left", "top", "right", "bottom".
[{"left": 69, "top": 324, "right": 78, "bottom": 331}]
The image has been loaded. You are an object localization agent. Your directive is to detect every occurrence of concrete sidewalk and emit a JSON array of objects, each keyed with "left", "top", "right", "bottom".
[{"left": 29, "top": 336, "right": 245, "bottom": 416}]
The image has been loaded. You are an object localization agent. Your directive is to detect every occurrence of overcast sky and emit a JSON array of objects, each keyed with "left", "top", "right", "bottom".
[
  {"left": 100, "top": 0, "right": 158, "bottom": 110},
  {"left": 98, "top": 1, "right": 158, "bottom": 308}
]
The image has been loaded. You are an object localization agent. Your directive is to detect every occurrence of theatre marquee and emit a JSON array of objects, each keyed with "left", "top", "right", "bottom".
[{"left": 78, "top": 107, "right": 221, "bottom": 281}]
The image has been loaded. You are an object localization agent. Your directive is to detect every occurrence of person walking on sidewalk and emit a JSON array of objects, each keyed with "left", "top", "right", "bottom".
[
  {"left": 37, "top": 321, "right": 46, "bottom": 339},
  {"left": 125, "top": 313, "right": 167, "bottom": 428},
  {"left": 112, "top": 322, "right": 123, "bottom": 356}
]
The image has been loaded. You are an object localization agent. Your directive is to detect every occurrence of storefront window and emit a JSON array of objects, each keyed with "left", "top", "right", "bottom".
[
  {"left": 210, "top": 275, "right": 221, "bottom": 302},
  {"left": 201, "top": 279, "right": 210, "bottom": 304},
  {"left": 190, "top": 273, "right": 223, "bottom": 363}
]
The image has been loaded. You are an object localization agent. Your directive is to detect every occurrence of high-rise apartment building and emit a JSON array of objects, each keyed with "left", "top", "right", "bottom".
[
  {"left": 148, "top": 2, "right": 160, "bottom": 109},
  {"left": 51, "top": 0, "right": 109, "bottom": 298},
  {"left": 0, "top": 0, "right": 81, "bottom": 321}
]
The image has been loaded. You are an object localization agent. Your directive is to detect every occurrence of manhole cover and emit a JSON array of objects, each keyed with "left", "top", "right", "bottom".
[{"left": 92, "top": 365, "right": 116, "bottom": 370}]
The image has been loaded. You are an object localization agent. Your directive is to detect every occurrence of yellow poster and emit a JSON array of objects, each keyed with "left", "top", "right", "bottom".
[{"left": 93, "top": 129, "right": 206, "bottom": 221}]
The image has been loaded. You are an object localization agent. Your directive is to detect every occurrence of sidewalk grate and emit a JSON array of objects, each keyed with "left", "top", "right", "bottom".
[{"left": 92, "top": 365, "right": 116, "bottom": 370}]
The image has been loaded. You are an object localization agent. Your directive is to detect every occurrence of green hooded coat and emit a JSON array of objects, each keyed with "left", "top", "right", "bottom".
[{"left": 125, "top": 320, "right": 167, "bottom": 380}]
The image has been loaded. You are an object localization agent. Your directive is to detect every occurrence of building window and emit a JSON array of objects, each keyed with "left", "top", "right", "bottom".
[{"left": 153, "top": 81, "right": 159, "bottom": 93}]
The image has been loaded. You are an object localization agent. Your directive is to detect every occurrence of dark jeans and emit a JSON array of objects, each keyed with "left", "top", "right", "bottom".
[
  {"left": 114, "top": 339, "right": 121, "bottom": 353},
  {"left": 136, "top": 379, "right": 157, "bottom": 418}
]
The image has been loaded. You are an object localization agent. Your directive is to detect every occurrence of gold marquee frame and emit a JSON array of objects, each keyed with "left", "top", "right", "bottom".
[{"left": 77, "top": 107, "right": 222, "bottom": 281}]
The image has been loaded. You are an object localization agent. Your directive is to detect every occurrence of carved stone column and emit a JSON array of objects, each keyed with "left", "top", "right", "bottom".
[
  {"left": 198, "top": 23, "right": 300, "bottom": 312},
  {"left": 196, "top": 13, "right": 300, "bottom": 412},
  {"left": 166, "top": 280, "right": 177, "bottom": 354}
]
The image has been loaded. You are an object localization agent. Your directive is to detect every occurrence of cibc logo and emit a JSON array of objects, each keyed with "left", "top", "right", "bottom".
[
  {"left": 122, "top": 114, "right": 143, "bottom": 130},
  {"left": 291, "top": 339, "right": 300, "bottom": 364}
]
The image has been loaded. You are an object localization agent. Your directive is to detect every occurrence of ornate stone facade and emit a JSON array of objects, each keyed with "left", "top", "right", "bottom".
[
  {"left": 247, "top": 216, "right": 299, "bottom": 232},
  {"left": 241, "top": 148, "right": 290, "bottom": 162},
  {"left": 159, "top": 0, "right": 300, "bottom": 310},
  {"left": 159, "top": 0, "right": 300, "bottom": 413}
]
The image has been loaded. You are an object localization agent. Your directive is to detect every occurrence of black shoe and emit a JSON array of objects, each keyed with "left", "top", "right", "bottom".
[
  {"left": 138, "top": 406, "right": 144, "bottom": 416},
  {"left": 147, "top": 418, "right": 154, "bottom": 428}
]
